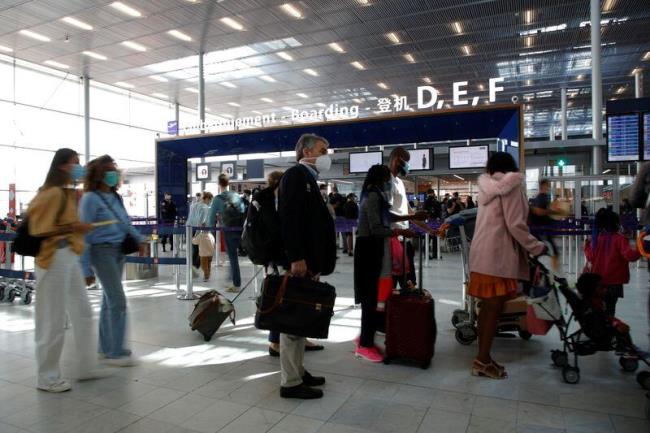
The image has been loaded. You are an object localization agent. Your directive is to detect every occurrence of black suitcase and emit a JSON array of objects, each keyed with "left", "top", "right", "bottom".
[{"left": 384, "top": 235, "right": 437, "bottom": 368}]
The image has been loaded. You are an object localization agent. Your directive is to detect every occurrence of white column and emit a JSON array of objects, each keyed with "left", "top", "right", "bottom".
[
  {"left": 174, "top": 101, "right": 180, "bottom": 136},
  {"left": 198, "top": 52, "right": 205, "bottom": 129},
  {"left": 549, "top": 125, "right": 555, "bottom": 141},
  {"left": 83, "top": 76, "right": 90, "bottom": 163},
  {"left": 590, "top": 0, "right": 603, "bottom": 175},
  {"left": 561, "top": 87, "right": 567, "bottom": 140},
  {"left": 636, "top": 70, "right": 644, "bottom": 98}
]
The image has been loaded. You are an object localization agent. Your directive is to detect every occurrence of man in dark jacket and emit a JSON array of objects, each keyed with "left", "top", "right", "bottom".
[
  {"left": 160, "top": 192, "right": 177, "bottom": 252},
  {"left": 278, "top": 133, "right": 336, "bottom": 400}
]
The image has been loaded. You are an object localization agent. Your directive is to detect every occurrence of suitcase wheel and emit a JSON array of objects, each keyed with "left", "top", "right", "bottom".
[
  {"left": 203, "top": 335, "right": 212, "bottom": 342},
  {"left": 383, "top": 358, "right": 391, "bottom": 365},
  {"left": 421, "top": 361, "right": 431, "bottom": 370}
]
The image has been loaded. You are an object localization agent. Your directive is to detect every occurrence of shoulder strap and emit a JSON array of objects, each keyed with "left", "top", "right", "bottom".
[
  {"left": 94, "top": 192, "right": 129, "bottom": 233},
  {"left": 54, "top": 188, "right": 68, "bottom": 224}
]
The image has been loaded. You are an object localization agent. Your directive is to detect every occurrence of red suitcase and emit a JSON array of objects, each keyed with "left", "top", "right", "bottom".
[{"left": 383, "top": 236, "right": 436, "bottom": 369}]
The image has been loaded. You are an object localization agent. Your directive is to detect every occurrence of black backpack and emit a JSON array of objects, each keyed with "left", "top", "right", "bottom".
[
  {"left": 220, "top": 193, "right": 245, "bottom": 227},
  {"left": 241, "top": 189, "right": 284, "bottom": 266},
  {"left": 14, "top": 189, "right": 67, "bottom": 257}
]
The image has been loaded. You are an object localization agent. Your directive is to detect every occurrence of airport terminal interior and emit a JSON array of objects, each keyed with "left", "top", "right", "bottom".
[{"left": 1, "top": 0, "right": 650, "bottom": 432}]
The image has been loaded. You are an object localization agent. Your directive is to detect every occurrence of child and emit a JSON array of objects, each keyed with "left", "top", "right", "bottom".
[{"left": 584, "top": 208, "right": 640, "bottom": 316}]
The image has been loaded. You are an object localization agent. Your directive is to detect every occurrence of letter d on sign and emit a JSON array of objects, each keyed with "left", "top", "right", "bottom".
[
  {"left": 417, "top": 86, "right": 438, "bottom": 109},
  {"left": 489, "top": 77, "right": 505, "bottom": 102}
]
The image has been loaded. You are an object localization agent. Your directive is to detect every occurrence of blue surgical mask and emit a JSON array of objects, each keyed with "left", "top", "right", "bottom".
[
  {"left": 71, "top": 164, "right": 85, "bottom": 182},
  {"left": 104, "top": 171, "right": 120, "bottom": 187},
  {"left": 399, "top": 160, "right": 411, "bottom": 176}
]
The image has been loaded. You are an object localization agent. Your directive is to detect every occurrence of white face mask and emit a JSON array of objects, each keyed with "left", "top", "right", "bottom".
[{"left": 314, "top": 154, "right": 332, "bottom": 173}]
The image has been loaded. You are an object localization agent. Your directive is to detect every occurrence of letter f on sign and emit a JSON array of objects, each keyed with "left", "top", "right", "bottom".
[
  {"left": 489, "top": 77, "right": 505, "bottom": 102},
  {"left": 417, "top": 86, "right": 438, "bottom": 109}
]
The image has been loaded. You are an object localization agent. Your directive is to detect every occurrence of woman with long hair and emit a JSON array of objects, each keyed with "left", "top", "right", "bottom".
[
  {"left": 29, "top": 148, "right": 106, "bottom": 392},
  {"left": 468, "top": 152, "right": 545, "bottom": 379},
  {"left": 353, "top": 164, "right": 415, "bottom": 362},
  {"left": 196, "top": 191, "right": 215, "bottom": 281},
  {"left": 79, "top": 155, "right": 145, "bottom": 367}
]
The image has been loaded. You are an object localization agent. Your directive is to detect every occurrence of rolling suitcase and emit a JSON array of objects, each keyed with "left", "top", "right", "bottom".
[{"left": 384, "top": 236, "right": 437, "bottom": 369}]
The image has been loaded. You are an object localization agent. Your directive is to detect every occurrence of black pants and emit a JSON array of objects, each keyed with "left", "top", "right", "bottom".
[
  {"left": 192, "top": 244, "right": 200, "bottom": 269},
  {"left": 161, "top": 235, "right": 173, "bottom": 250},
  {"left": 604, "top": 285, "right": 622, "bottom": 316},
  {"left": 360, "top": 300, "right": 384, "bottom": 347},
  {"left": 393, "top": 240, "right": 416, "bottom": 289}
]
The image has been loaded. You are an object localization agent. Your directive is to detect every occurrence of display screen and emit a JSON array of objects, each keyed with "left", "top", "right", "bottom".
[
  {"left": 607, "top": 114, "right": 640, "bottom": 162},
  {"left": 643, "top": 113, "right": 650, "bottom": 161},
  {"left": 196, "top": 164, "right": 210, "bottom": 180},
  {"left": 409, "top": 149, "right": 433, "bottom": 171},
  {"left": 349, "top": 151, "right": 383, "bottom": 174},
  {"left": 449, "top": 145, "right": 489, "bottom": 169}
]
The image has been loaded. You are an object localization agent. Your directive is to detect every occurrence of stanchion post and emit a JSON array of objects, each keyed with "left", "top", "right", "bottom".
[
  {"left": 424, "top": 232, "right": 430, "bottom": 267},
  {"left": 178, "top": 225, "right": 198, "bottom": 300},
  {"left": 174, "top": 232, "right": 180, "bottom": 293},
  {"left": 436, "top": 233, "right": 441, "bottom": 260}
]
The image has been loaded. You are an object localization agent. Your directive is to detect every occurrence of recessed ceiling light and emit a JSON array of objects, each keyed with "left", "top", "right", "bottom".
[
  {"left": 422, "top": 77, "right": 432, "bottom": 84},
  {"left": 303, "top": 68, "right": 319, "bottom": 76},
  {"left": 525, "top": 36, "right": 533, "bottom": 47},
  {"left": 386, "top": 32, "right": 400, "bottom": 44},
  {"left": 109, "top": 2, "right": 142, "bottom": 17},
  {"left": 577, "top": 74, "right": 584, "bottom": 80},
  {"left": 643, "top": 51, "right": 650, "bottom": 61},
  {"left": 351, "top": 61, "right": 366, "bottom": 70},
  {"left": 616, "top": 86, "right": 626, "bottom": 94},
  {"left": 82, "top": 50, "right": 107, "bottom": 60},
  {"left": 220, "top": 81, "right": 237, "bottom": 88},
  {"left": 316, "top": 102, "right": 327, "bottom": 107},
  {"left": 357, "top": 0, "right": 370, "bottom": 4},
  {"left": 525, "top": 79, "right": 533, "bottom": 86},
  {"left": 186, "top": 87, "right": 199, "bottom": 93},
  {"left": 61, "top": 17, "right": 93, "bottom": 31},
  {"left": 603, "top": 0, "right": 617, "bottom": 12},
  {"left": 220, "top": 17, "right": 245, "bottom": 31},
  {"left": 478, "top": 84, "right": 485, "bottom": 90},
  {"left": 121, "top": 40, "right": 147, "bottom": 52},
  {"left": 151, "top": 92, "right": 168, "bottom": 99},
  {"left": 252, "top": 110, "right": 263, "bottom": 115},
  {"left": 282, "top": 106, "right": 293, "bottom": 111},
  {"left": 296, "top": 93, "right": 308, "bottom": 98},
  {"left": 0, "top": 45, "right": 13, "bottom": 53},
  {"left": 277, "top": 51, "right": 294, "bottom": 61},
  {"left": 524, "top": 10, "right": 533, "bottom": 24},
  {"left": 461, "top": 45, "right": 471, "bottom": 55},
  {"left": 353, "top": 98, "right": 363, "bottom": 104},
  {"left": 43, "top": 60, "right": 69, "bottom": 69},
  {"left": 228, "top": 102, "right": 241, "bottom": 107},
  {"left": 259, "top": 75, "right": 276, "bottom": 82},
  {"left": 404, "top": 53, "right": 415, "bottom": 63},
  {"left": 150, "top": 75, "right": 168, "bottom": 82},
  {"left": 328, "top": 42, "right": 345, "bottom": 53},
  {"left": 261, "top": 97, "right": 274, "bottom": 103},
  {"left": 631, "top": 68, "right": 641, "bottom": 76},
  {"left": 280, "top": 3, "right": 303, "bottom": 19},
  {"left": 167, "top": 30, "right": 192, "bottom": 41},
  {"left": 221, "top": 113, "right": 234, "bottom": 118},
  {"left": 452, "top": 22, "right": 463, "bottom": 34},
  {"left": 377, "top": 82, "right": 388, "bottom": 89},
  {"left": 19, "top": 29, "right": 50, "bottom": 42},
  {"left": 115, "top": 81, "right": 134, "bottom": 89}
]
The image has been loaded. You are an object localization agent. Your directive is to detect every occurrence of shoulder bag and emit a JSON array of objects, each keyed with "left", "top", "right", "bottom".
[
  {"left": 14, "top": 188, "right": 67, "bottom": 257},
  {"left": 94, "top": 192, "right": 140, "bottom": 255}
]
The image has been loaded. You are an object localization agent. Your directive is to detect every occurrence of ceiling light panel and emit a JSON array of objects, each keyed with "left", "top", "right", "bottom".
[
  {"left": 404, "top": 53, "right": 415, "bottom": 63},
  {"left": 221, "top": 17, "right": 245, "bottom": 31},
  {"left": 150, "top": 75, "right": 168, "bottom": 82},
  {"left": 423, "top": 77, "right": 432, "bottom": 84},
  {"left": 303, "top": 68, "right": 319, "bottom": 76},
  {"left": 82, "top": 51, "right": 107, "bottom": 60},
  {"left": 297, "top": 93, "right": 308, "bottom": 98},
  {"left": 121, "top": 41, "right": 147, "bottom": 51},
  {"left": 259, "top": 75, "right": 276, "bottom": 82},
  {"left": 462, "top": 45, "right": 471, "bottom": 55},
  {"left": 115, "top": 81, "right": 134, "bottom": 89},
  {"left": 19, "top": 29, "right": 50, "bottom": 42},
  {"left": 109, "top": 2, "right": 142, "bottom": 17},
  {"left": 261, "top": 97, "right": 273, "bottom": 103},
  {"left": 277, "top": 51, "right": 294, "bottom": 61},
  {"left": 151, "top": 93, "right": 167, "bottom": 99},
  {"left": 280, "top": 3, "right": 303, "bottom": 19},
  {"left": 328, "top": 42, "right": 345, "bottom": 53},
  {"left": 452, "top": 22, "right": 463, "bottom": 34},
  {"left": 43, "top": 60, "right": 69, "bottom": 69},
  {"left": 603, "top": 0, "right": 617, "bottom": 11},
  {"left": 524, "top": 10, "right": 534, "bottom": 24},
  {"left": 185, "top": 87, "right": 199, "bottom": 93},
  {"left": 0, "top": 45, "right": 13, "bottom": 52},
  {"left": 228, "top": 102, "right": 241, "bottom": 107},
  {"left": 167, "top": 30, "right": 192, "bottom": 41},
  {"left": 61, "top": 16, "right": 93, "bottom": 30},
  {"left": 377, "top": 82, "right": 388, "bottom": 89},
  {"left": 351, "top": 61, "right": 366, "bottom": 70},
  {"left": 220, "top": 81, "right": 237, "bottom": 88},
  {"left": 386, "top": 32, "right": 401, "bottom": 44}
]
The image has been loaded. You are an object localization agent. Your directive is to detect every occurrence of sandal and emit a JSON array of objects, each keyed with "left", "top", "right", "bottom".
[
  {"left": 489, "top": 358, "right": 506, "bottom": 373},
  {"left": 471, "top": 359, "right": 507, "bottom": 379}
]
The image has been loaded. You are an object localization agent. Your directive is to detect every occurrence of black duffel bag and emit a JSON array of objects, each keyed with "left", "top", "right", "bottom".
[{"left": 254, "top": 274, "right": 336, "bottom": 339}]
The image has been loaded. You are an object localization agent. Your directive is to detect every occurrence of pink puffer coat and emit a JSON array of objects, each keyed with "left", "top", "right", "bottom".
[{"left": 469, "top": 172, "right": 545, "bottom": 280}]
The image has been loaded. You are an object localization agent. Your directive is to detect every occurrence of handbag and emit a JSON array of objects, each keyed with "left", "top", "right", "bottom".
[
  {"left": 254, "top": 273, "right": 336, "bottom": 339},
  {"left": 94, "top": 192, "right": 140, "bottom": 255},
  {"left": 14, "top": 189, "right": 67, "bottom": 257}
]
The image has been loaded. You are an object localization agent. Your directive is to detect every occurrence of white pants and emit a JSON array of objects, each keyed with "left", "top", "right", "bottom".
[
  {"left": 35, "top": 247, "right": 96, "bottom": 386},
  {"left": 280, "top": 334, "right": 305, "bottom": 387}
]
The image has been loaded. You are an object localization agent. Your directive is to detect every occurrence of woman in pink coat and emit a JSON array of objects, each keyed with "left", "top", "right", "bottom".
[{"left": 468, "top": 152, "right": 546, "bottom": 379}]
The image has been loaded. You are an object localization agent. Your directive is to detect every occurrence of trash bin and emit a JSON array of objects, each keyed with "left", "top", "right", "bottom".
[{"left": 124, "top": 242, "right": 158, "bottom": 280}]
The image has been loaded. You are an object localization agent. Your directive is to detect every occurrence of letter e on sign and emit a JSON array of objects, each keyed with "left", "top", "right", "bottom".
[{"left": 453, "top": 81, "right": 468, "bottom": 106}]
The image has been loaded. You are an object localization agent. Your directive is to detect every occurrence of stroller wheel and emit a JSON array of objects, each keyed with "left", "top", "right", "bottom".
[
  {"left": 518, "top": 330, "right": 532, "bottom": 341},
  {"left": 455, "top": 325, "right": 477, "bottom": 345},
  {"left": 562, "top": 366, "right": 580, "bottom": 384},
  {"left": 451, "top": 309, "right": 469, "bottom": 328},
  {"left": 637, "top": 372, "right": 650, "bottom": 390},
  {"left": 6, "top": 289, "right": 16, "bottom": 303},
  {"left": 620, "top": 356, "right": 639, "bottom": 373},
  {"left": 23, "top": 293, "right": 32, "bottom": 305},
  {"left": 551, "top": 350, "right": 568, "bottom": 368}
]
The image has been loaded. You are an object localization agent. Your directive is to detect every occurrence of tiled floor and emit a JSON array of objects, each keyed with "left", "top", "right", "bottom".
[{"left": 0, "top": 249, "right": 649, "bottom": 433}]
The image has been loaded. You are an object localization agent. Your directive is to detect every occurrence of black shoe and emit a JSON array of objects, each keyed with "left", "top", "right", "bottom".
[
  {"left": 305, "top": 344, "right": 324, "bottom": 352},
  {"left": 302, "top": 371, "right": 325, "bottom": 387},
  {"left": 280, "top": 384, "right": 323, "bottom": 399},
  {"left": 269, "top": 347, "right": 280, "bottom": 357}
]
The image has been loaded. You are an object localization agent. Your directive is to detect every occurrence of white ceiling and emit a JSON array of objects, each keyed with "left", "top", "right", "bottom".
[{"left": 0, "top": 0, "right": 649, "bottom": 138}]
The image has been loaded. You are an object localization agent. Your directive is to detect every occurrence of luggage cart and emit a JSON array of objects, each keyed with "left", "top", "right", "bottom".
[{"left": 444, "top": 216, "right": 531, "bottom": 345}]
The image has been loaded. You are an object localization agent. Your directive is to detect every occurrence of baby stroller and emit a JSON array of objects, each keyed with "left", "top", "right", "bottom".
[
  {"left": 443, "top": 214, "right": 532, "bottom": 345},
  {"left": 532, "top": 258, "right": 650, "bottom": 385}
]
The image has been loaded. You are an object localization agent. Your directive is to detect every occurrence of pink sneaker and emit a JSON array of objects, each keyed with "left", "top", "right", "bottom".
[{"left": 355, "top": 346, "right": 384, "bottom": 363}]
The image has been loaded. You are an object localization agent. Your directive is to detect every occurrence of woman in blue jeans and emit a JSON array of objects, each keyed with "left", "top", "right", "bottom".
[{"left": 80, "top": 155, "right": 146, "bottom": 367}]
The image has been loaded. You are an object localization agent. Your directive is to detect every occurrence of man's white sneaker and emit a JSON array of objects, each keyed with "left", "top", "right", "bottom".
[
  {"left": 102, "top": 357, "right": 140, "bottom": 367},
  {"left": 38, "top": 380, "right": 72, "bottom": 393},
  {"left": 77, "top": 368, "right": 113, "bottom": 381}
]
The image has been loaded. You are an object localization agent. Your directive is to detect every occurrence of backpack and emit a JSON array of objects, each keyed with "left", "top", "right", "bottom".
[
  {"left": 14, "top": 189, "right": 67, "bottom": 257},
  {"left": 220, "top": 192, "right": 244, "bottom": 227},
  {"left": 241, "top": 200, "right": 267, "bottom": 265}
]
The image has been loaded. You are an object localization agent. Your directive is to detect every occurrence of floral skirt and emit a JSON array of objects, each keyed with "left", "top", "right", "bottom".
[{"left": 468, "top": 272, "right": 518, "bottom": 299}]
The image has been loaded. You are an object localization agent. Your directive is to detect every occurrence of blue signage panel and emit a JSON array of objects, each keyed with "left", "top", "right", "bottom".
[
  {"left": 167, "top": 120, "right": 179, "bottom": 135},
  {"left": 607, "top": 114, "right": 640, "bottom": 162}
]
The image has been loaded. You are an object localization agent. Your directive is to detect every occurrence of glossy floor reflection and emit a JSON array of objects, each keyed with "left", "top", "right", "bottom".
[{"left": 0, "top": 250, "right": 648, "bottom": 433}]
